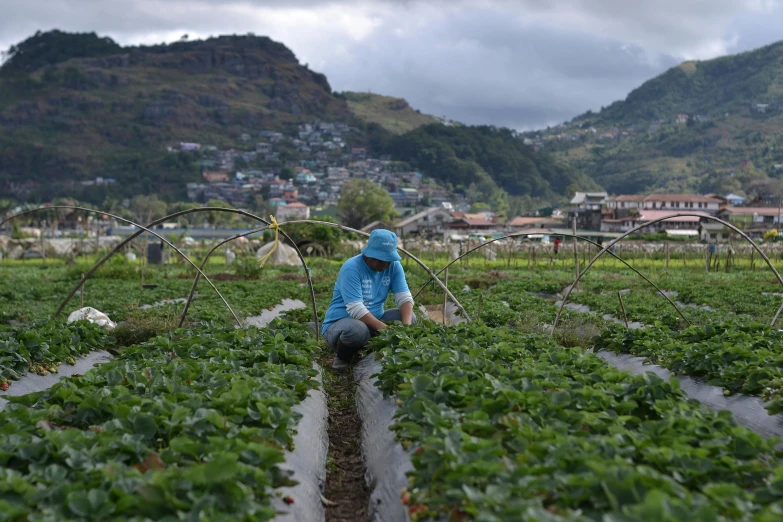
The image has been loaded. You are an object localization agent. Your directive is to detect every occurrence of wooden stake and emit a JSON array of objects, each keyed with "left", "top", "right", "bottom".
[
  {"left": 617, "top": 291, "right": 628, "bottom": 327},
  {"left": 477, "top": 292, "right": 483, "bottom": 323},
  {"left": 80, "top": 274, "right": 85, "bottom": 308},
  {"left": 665, "top": 240, "right": 670, "bottom": 268},
  {"left": 572, "top": 217, "right": 579, "bottom": 282},
  {"left": 442, "top": 268, "right": 449, "bottom": 325}
]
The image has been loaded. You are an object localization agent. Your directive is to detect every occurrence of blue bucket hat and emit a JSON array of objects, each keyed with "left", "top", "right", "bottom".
[{"left": 361, "top": 229, "right": 401, "bottom": 262}]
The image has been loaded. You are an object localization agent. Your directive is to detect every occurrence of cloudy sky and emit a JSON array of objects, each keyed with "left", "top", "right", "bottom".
[{"left": 1, "top": 0, "right": 782, "bottom": 130}]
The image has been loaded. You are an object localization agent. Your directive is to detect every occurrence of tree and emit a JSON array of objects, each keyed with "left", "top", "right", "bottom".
[
  {"left": 168, "top": 201, "right": 203, "bottom": 227},
  {"left": 252, "top": 194, "right": 272, "bottom": 220},
  {"left": 279, "top": 167, "right": 295, "bottom": 181},
  {"left": 338, "top": 179, "right": 396, "bottom": 229},
  {"left": 204, "top": 199, "right": 237, "bottom": 228},
  {"left": 129, "top": 195, "right": 168, "bottom": 224}
]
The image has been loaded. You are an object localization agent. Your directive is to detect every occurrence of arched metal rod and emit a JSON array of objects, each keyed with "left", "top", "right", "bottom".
[
  {"left": 0, "top": 206, "right": 242, "bottom": 326},
  {"left": 42, "top": 207, "right": 313, "bottom": 328},
  {"left": 177, "top": 224, "right": 321, "bottom": 338},
  {"left": 177, "top": 219, "right": 470, "bottom": 327},
  {"left": 411, "top": 232, "right": 690, "bottom": 327},
  {"left": 553, "top": 213, "right": 783, "bottom": 333},
  {"left": 43, "top": 207, "right": 317, "bottom": 332}
]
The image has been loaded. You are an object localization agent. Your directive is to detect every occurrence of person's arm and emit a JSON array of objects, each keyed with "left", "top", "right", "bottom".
[
  {"left": 359, "top": 312, "right": 387, "bottom": 331},
  {"left": 399, "top": 300, "right": 413, "bottom": 325},
  {"left": 391, "top": 261, "right": 414, "bottom": 325}
]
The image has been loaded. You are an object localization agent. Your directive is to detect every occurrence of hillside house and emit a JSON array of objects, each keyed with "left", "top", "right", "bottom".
[
  {"left": 327, "top": 167, "right": 350, "bottom": 180},
  {"left": 601, "top": 210, "right": 710, "bottom": 234},
  {"left": 717, "top": 207, "right": 781, "bottom": 229},
  {"left": 276, "top": 202, "right": 310, "bottom": 221},
  {"left": 754, "top": 104, "right": 770, "bottom": 114},
  {"left": 203, "top": 171, "right": 230, "bottom": 183},
  {"left": 256, "top": 143, "right": 273, "bottom": 154},
  {"left": 676, "top": 114, "right": 689, "bottom": 124},
  {"left": 570, "top": 192, "right": 608, "bottom": 210},
  {"left": 606, "top": 194, "right": 721, "bottom": 215},
  {"left": 506, "top": 216, "right": 565, "bottom": 230},
  {"left": 446, "top": 214, "right": 499, "bottom": 234},
  {"left": 395, "top": 207, "right": 452, "bottom": 237},
  {"left": 723, "top": 193, "right": 745, "bottom": 206},
  {"left": 295, "top": 171, "right": 317, "bottom": 184},
  {"left": 391, "top": 188, "right": 420, "bottom": 207}
]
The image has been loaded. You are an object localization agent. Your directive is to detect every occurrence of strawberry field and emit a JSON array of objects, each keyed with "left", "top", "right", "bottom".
[{"left": 3, "top": 248, "right": 783, "bottom": 521}]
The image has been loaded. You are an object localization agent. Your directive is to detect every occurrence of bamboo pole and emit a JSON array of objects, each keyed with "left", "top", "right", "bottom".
[
  {"left": 477, "top": 292, "right": 483, "bottom": 323},
  {"left": 665, "top": 240, "right": 670, "bottom": 268},
  {"left": 442, "top": 268, "right": 449, "bottom": 325},
  {"left": 572, "top": 217, "right": 579, "bottom": 283},
  {"left": 617, "top": 291, "right": 628, "bottom": 327}
]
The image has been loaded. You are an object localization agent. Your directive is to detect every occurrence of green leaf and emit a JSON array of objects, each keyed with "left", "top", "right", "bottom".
[{"left": 411, "top": 375, "right": 433, "bottom": 394}]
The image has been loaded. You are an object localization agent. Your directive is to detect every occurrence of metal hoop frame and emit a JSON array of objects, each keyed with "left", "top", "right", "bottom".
[
  {"left": 553, "top": 213, "right": 783, "bottom": 332},
  {"left": 412, "top": 232, "right": 690, "bottom": 327}
]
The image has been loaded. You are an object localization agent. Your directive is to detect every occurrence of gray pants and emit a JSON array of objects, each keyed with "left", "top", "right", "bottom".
[{"left": 324, "top": 308, "right": 417, "bottom": 359}]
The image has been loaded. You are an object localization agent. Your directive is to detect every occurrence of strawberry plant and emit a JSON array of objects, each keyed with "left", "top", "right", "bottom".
[
  {"left": 0, "top": 321, "right": 319, "bottom": 520},
  {"left": 370, "top": 323, "right": 783, "bottom": 520},
  {"left": 0, "top": 320, "right": 113, "bottom": 387},
  {"left": 595, "top": 321, "right": 783, "bottom": 414}
]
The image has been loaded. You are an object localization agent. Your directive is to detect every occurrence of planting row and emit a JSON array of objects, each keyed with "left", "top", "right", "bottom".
[
  {"left": 595, "top": 322, "right": 783, "bottom": 415},
  {"left": 369, "top": 323, "right": 783, "bottom": 521},
  {"left": 0, "top": 321, "right": 113, "bottom": 389},
  {"left": 0, "top": 263, "right": 323, "bottom": 324},
  {"left": 0, "top": 321, "right": 319, "bottom": 521}
]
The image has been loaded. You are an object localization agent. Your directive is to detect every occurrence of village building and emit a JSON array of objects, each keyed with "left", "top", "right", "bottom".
[
  {"left": 570, "top": 192, "right": 608, "bottom": 210},
  {"left": 445, "top": 213, "right": 500, "bottom": 235},
  {"left": 506, "top": 216, "right": 565, "bottom": 232},
  {"left": 275, "top": 202, "right": 310, "bottom": 221},
  {"left": 202, "top": 171, "right": 230, "bottom": 183},
  {"left": 394, "top": 207, "right": 453, "bottom": 237}
]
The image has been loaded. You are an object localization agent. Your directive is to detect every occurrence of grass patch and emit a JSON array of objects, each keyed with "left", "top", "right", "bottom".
[{"left": 113, "top": 308, "right": 182, "bottom": 346}]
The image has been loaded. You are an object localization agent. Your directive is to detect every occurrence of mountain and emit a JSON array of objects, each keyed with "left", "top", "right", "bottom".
[
  {"left": 0, "top": 30, "right": 588, "bottom": 207},
  {"left": 538, "top": 40, "right": 783, "bottom": 197},
  {"left": 338, "top": 92, "right": 441, "bottom": 134},
  {"left": 0, "top": 30, "right": 352, "bottom": 201}
]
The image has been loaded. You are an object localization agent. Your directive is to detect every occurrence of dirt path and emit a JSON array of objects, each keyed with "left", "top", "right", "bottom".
[{"left": 319, "top": 352, "right": 370, "bottom": 522}]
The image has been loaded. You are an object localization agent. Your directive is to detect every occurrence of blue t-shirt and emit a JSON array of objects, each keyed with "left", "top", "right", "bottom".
[{"left": 322, "top": 255, "right": 410, "bottom": 334}]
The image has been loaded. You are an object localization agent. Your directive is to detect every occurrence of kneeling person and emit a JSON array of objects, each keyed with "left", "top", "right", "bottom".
[{"left": 322, "top": 229, "right": 415, "bottom": 370}]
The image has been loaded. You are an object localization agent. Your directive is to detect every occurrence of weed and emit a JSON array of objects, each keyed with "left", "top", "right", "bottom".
[{"left": 113, "top": 308, "right": 182, "bottom": 346}]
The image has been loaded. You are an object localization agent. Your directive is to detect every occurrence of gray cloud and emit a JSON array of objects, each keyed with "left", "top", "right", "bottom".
[{"left": 0, "top": 0, "right": 781, "bottom": 129}]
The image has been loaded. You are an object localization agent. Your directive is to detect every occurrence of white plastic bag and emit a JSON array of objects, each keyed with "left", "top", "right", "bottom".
[{"left": 67, "top": 307, "right": 117, "bottom": 329}]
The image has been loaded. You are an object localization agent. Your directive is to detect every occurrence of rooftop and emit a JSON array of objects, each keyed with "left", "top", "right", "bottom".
[
  {"left": 507, "top": 216, "right": 562, "bottom": 227},
  {"left": 720, "top": 207, "right": 781, "bottom": 216}
]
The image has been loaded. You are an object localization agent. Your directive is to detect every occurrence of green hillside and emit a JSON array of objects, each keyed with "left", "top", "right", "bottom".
[
  {"left": 0, "top": 31, "right": 351, "bottom": 201},
  {"left": 340, "top": 92, "right": 440, "bottom": 134},
  {"left": 0, "top": 30, "right": 589, "bottom": 208},
  {"left": 538, "top": 40, "right": 783, "bottom": 197},
  {"left": 381, "top": 124, "right": 599, "bottom": 200}
]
